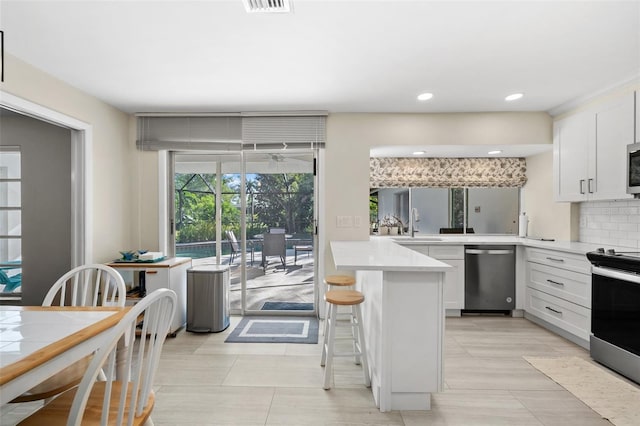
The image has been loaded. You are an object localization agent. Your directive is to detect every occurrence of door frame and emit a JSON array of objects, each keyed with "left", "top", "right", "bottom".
[
  {"left": 165, "top": 148, "right": 321, "bottom": 316},
  {"left": 0, "top": 91, "right": 92, "bottom": 266}
]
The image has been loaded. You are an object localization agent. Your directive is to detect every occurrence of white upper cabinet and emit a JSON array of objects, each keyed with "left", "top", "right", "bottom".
[
  {"left": 554, "top": 92, "right": 635, "bottom": 202},
  {"left": 593, "top": 93, "right": 635, "bottom": 200},
  {"left": 553, "top": 110, "right": 593, "bottom": 201}
]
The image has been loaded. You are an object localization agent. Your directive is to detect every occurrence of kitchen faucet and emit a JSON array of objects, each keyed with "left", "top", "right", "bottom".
[{"left": 410, "top": 208, "right": 420, "bottom": 237}]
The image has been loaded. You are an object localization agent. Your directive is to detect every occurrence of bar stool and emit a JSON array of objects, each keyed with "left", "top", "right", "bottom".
[
  {"left": 322, "top": 275, "right": 360, "bottom": 364},
  {"left": 321, "top": 289, "right": 370, "bottom": 390},
  {"left": 324, "top": 275, "right": 356, "bottom": 288}
]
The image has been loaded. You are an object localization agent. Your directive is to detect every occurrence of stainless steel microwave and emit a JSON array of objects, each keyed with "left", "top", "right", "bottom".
[{"left": 628, "top": 142, "right": 640, "bottom": 197}]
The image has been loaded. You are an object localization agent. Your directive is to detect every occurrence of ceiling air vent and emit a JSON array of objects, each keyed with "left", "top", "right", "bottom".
[{"left": 242, "top": 0, "right": 291, "bottom": 13}]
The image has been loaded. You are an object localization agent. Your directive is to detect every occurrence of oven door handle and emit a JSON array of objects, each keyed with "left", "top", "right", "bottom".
[{"left": 592, "top": 266, "right": 640, "bottom": 285}]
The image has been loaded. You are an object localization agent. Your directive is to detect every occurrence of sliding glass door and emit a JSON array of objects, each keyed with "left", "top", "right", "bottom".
[
  {"left": 172, "top": 150, "right": 317, "bottom": 315},
  {"left": 243, "top": 151, "right": 316, "bottom": 314}
]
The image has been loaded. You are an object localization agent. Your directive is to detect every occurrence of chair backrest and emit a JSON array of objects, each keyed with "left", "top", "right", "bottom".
[
  {"left": 263, "top": 233, "right": 286, "bottom": 256},
  {"left": 226, "top": 230, "right": 240, "bottom": 252},
  {"left": 43, "top": 264, "right": 126, "bottom": 307},
  {"left": 67, "top": 288, "right": 177, "bottom": 426},
  {"left": 269, "top": 228, "right": 285, "bottom": 234}
]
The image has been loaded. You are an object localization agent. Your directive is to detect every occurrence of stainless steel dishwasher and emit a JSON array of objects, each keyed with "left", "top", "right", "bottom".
[{"left": 464, "top": 245, "right": 515, "bottom": 312}]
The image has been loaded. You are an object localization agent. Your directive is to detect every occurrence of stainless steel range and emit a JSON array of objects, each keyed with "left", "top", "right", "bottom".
[{"left": 586, "top": 248, "right": 640, "bottom": 384}]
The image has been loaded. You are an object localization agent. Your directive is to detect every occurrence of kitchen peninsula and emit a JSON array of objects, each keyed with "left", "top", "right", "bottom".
[{"left": 330, "top": 239, "right": 450, "bottom": 411}]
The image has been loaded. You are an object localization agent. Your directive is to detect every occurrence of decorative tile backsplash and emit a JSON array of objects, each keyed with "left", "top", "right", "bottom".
[{"left": 579, "top": 199, "right": 640, "bottom": 248}]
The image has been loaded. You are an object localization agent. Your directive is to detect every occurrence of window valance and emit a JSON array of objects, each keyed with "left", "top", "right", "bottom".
[{"left": 370, "top": 157, "right": 527, "bottom": 188}]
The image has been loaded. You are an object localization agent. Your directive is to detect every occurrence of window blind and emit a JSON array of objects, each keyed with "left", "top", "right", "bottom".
[
  {"left": 370, "top": 157, "right": 528, "bottom": 188},
  {"left": 241, "top": 115, "right": 326, "bottom": 149},
  {"left": 137, "top": 116, "right": 243, "bottom": 151},
  {"left": 137, "top": 113, "right": 326, "bottom": 151}
]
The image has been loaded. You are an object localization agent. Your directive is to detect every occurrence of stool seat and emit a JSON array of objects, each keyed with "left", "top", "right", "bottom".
[
  {"left": 324, "top": 275, "right": 356, "bottom": 287},
  {"left": 321, "top": 288, "right": 370, "bottom": 390},
  {"left": 324, "top": 290, "right": 364, "bottom": 306}
]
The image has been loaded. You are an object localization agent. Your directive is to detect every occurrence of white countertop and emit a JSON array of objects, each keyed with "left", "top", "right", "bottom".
[
  {"left": 331, "top": 239, "right": 451, "bottom": 272},
  {"left": 332, "top": 235, "right": 633, "bottom": 271},
  {"left": 386, "top": 235, "right": 628, "bottom": 255}
]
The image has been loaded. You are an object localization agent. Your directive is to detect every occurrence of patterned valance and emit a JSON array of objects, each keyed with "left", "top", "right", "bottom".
[{"left": 370, "top": 157, "right": 527, "bottom": 188}]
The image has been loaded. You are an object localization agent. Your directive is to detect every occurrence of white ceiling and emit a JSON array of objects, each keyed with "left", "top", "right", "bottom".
[{"left": 2, "top": 0, "right": 639, "bottom": 115}]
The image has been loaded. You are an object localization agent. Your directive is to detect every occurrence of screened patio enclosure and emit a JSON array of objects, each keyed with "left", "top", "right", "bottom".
[{"left": 173, "top": 151, "right": 317, "bottom": 315}]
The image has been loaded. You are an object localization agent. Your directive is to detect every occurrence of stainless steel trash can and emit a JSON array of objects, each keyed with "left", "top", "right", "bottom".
[{"left": 187, "top": 265, "right": 230, "bottom": 332}]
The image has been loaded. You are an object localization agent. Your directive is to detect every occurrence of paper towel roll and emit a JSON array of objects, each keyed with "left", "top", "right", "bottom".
[{"left": 518, "top": 213, "right": 528, "bottom": 237}]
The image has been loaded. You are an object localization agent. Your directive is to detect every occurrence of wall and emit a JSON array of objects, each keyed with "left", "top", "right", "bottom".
[
  {"left": 0, "top": 54, "right": 133, "bottom": 263},
  {"left": 1, "top": 113, "right": 73, "bottom": 304},
  {"left": 579, "top": 199, "right": 640, "bottom": 248},
  {"left": 325, "top": 112, "right": 554, "bottom": 275},
  {"left": 522, "top": 150, "right": 574, "bottom": 240}
]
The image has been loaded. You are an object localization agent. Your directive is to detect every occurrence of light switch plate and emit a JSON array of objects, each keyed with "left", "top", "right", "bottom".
[
  {"left": 337, "top": 215, "right": 353, "bottom": 228},
  {"left": 354, "top": 215, "right": 362, "bottom": 227}
]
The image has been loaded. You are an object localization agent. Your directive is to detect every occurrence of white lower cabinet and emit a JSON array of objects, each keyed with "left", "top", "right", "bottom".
[
  {"left": 400, "top": 244, "right": 465, "bottom": 313},
  {"left": 524, "top": 247, "right": 591, "bottom": 347},
  {"left": 525, "top": 287, "right": 591, "bottom": 342},
  {"left": 428, "top": 246, "right": 465, "bottom": 312}
]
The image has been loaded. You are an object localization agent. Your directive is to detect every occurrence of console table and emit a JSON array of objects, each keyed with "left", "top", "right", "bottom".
[{"left": 107, "top": 257, "right": 191, "bottom": 335}]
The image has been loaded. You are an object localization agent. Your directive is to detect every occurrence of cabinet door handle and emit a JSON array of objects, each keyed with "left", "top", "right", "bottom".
[
  {"left": 579, "top": 179, "right": 585, "bottom": 194},
  {"left": 146, "top": 270, "right": 158, "bottom": 275},
  {"left": 588, "top": 178, "right": 594, "bottom": 194},
  {"left": 545, "top": 306, "right": 563, "bottom": 315},
  {"left": 546, "top": 257, "right": 565, "bottom": 262},
  {"left": 547, "top": 279, "right": 564, "bottom": 286}
]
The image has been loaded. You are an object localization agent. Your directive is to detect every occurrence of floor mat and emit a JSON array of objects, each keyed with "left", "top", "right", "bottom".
[
  {"left": 224, "top": 316, "right": 318, "bottom": 344},
  {"left": 524, "top": 356, "right": 640, "bottom": 426},
  {"left": 261, "top": 301, "right": 314, "bottom": 311}
]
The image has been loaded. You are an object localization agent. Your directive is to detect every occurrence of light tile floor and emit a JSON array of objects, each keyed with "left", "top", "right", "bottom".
[{"left": 3, "top": 315, "right": 635, "bottom": 425}]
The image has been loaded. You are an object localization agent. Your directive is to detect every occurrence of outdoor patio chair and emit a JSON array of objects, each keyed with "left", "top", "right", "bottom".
[
  {"left": 262, "top": 232, "right": 286, "bottom": 271},
  {"left": 226, "top": 230, "right": 254, "bottom": 265}
]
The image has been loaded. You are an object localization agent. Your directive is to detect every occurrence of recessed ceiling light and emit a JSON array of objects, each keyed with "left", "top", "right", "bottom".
[
  {"left": 413, "top": 151, "right": 426, "bottom": 155},
  {"left": 488, "top": 150, "right": 502, "bottom": 155},
  {"left": 505, "top": 93, "right": 524, "bottom": 101},
  {"left": 417, "top": 92, "right": 433, "bottom": 101}
]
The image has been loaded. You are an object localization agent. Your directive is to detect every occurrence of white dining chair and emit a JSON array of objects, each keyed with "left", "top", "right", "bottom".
[
  {"left": 11, "top": 264, "right": 126, "bottom": 403},
  {"left": 43, "top": 263, "right": 126, "bottom": 307},
  {"left": 19, "top": 288, "right": 177, "bottom": 426}
]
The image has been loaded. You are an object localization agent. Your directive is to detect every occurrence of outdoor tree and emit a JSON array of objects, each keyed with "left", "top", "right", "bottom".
[
  {"left": 252, "top": 173, "right": 313, "bottom": 235},
  {"left": 174, "top": 173, "right": 240, "bottom": 243}
]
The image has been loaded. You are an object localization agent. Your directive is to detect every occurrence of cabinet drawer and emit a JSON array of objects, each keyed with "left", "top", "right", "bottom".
[
  {"left": 428, "top": 245, "right": 464, "bottom": 260},
  {"left": 525, "top": 247, "right": 591, "bottom": 275},
  {"left": 526, "top": 287, "right": 590, "bottom": 341},
  {"left": 527, "top": 262, "right": 591, "bottom": 308}
]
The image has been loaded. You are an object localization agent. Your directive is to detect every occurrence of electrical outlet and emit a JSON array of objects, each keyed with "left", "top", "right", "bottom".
[{"left": 580, "top": 216, "right": 587, "bottom": 228}]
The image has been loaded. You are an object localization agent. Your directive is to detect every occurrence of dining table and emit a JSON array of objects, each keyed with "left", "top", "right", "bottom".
[{"left": 0, "top": 305, "right": 128, "bottom": 405}]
